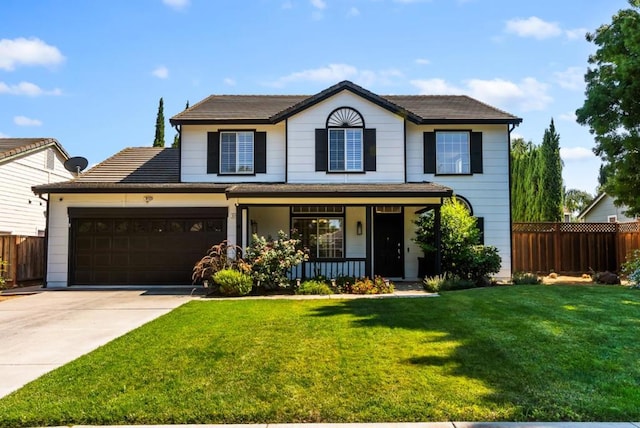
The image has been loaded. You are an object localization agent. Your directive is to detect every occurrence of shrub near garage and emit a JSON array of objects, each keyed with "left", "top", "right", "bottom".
[{"left": 212, "top": 269, "right": 253, "bottom": 296}]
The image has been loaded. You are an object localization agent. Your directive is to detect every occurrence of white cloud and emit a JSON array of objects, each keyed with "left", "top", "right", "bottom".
[
  {"left": 0, "top": 37, "right": 65, "bottom": 71},
  {"left": 223, "top": 78, "right": 236, "bottom": 86},
  {"left": 561, "top": 146, "right": 595, "bottom": 162},
  {"left": 554, "top": 66, "right": 584, "bottom": 90},
  {"left": 559, "top": 111, "right": 577, "bottom": 122},
  {"left": 410, "top": 77, "right": 552, "bottom": 112},
  {"left": 269, "top": 64, "right": 403, "bottom": 88},
  {"left": 415, "top": 58, "right": 430, "bottom": 65},
  {"left": 347, "top": 7, "right": 360, "bottom": 17},
  {"left": 505, "top": 16, "right": 562, "bottom": 40},
  {"left": 0, "top": 81, "right": 62, "bottom": 96},
  {"left": 162, "top": 0, "right": 189, "bottom": 10},
  {"left": 565, "top": 27, "right": 588, "bottom": 40},
  {"left": 310, "top": 0, "right": 326, "bottom": 9},
  {"left": 14, "top": 115, "right": 42, "bottom": 126},
  {"left": 152, "top": 66, "right": 169, "bottom": 79}
]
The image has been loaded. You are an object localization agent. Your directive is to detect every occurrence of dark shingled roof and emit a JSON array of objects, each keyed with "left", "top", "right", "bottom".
[
  {"left": 33, "top": 147, "right": 230, "bottom": 194},
  {"left": 0, "top": 138, "right": 69, "bottom": 163},
  {"left": 171, "top": 80, "right": 521, "bottom": 125}
]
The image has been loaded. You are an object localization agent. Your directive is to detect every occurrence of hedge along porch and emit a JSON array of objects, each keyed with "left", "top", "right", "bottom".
[{"left": 228, "top": 183, "right": 451, "bottom": 281}]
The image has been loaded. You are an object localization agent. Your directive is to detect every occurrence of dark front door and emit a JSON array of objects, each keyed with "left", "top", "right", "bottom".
[{"left": 373, "top": 211, "right": 404, "bottom": 278}]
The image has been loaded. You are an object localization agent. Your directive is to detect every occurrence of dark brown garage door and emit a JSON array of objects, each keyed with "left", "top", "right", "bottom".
[{"left": 69, "top": 207, "right": 227, "bottom": 285}]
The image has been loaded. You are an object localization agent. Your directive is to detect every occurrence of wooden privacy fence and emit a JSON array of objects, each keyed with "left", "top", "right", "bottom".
[
  {"left": 0, "top": 235, "right": 45, "bottom": 286},
  {"left": 512, "top": 221, "right": 640, "bottom": 275}
]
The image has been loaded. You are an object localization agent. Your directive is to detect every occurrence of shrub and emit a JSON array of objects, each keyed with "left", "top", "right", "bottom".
[
  {"left": 0, "top": 258, "right": 6, "bottom": 289},
  {"left": 622, "top": 249, "right": 640, "bottom": 287},
  {"left": 423, "top": 274, "right": 476, "bottom": 292},
  {"left": 297, "top": 280, "right": 333, "bottom": 295},
  {"left": 212, "top": 269, "right": 253, "bottom": 296},
  {"left": 333, "top": 275, "right": 356, "bottom": 294},
  {"left": 193, "top": 241, "right": 247, "bottom": 284},
  {"left": 512, "top": 271, "right": 541, "bottom": 285},
  {"left": 414, "top": 197, "right": 501, "bottom": 285},
  {"left": 245, "top": 231, "right": 308, "bottom": 290},
  {"left": 351, "top": 276, "right": 395, "bottom": 294}
]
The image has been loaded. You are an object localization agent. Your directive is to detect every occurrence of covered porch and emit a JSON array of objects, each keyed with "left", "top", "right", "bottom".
[{"left": 227, "top": 183, "right": 452, "bottom": 281}]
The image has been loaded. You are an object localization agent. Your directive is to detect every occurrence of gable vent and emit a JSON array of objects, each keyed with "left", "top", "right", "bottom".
[{"left": 327, "top": 107, "right": 364, "bottom": 128}]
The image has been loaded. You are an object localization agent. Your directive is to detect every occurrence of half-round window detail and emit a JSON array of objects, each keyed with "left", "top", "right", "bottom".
[
  {"left": 326, "top": 107, "right": 364, "bottom": 128},
  {"left": 453, "top": 195, "right": 473, "bottom": 216}
]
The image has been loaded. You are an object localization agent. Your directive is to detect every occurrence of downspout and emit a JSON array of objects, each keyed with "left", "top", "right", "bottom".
[
  {"left": 507, "top": 122, "right": 518, "bottom": 278},
  {"left": 37, "top": 193, "right": 49, "bottom": 288}
]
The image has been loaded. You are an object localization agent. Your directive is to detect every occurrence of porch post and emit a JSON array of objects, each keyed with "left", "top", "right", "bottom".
[
  {"left": 434, "top": 204, "right": 442, "bottom": 275},
  {"left": 365, "top": 205, "right": 372, "bottom": 277}
]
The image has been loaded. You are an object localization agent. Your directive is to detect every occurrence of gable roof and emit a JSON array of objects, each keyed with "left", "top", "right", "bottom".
[
  {"left": 0, "top": 138, "right": 70, "bottom": 164},
  {"left": 170, "top": 80, "right": 522, "bottom": 126},
  {"left": 577, "top": 192, "right": 607, "bottom": 221}
]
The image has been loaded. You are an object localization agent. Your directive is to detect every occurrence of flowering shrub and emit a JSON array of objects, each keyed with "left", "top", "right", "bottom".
[
  {"left": 192, "top": 241, "right": 247, "bottom": 284},
  {"left": 622, "top": 249, "right": 640, "bottom": 287},
  {"left": 245, "top": 230, "right": 308, "bottom": 290},
  {"left": 351, "top": 276, "right": 395, "bottom": 294}
]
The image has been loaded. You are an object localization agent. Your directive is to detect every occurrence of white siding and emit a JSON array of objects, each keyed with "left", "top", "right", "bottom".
[
  {"left": 287, "top": 91, "right": 405, "bottom": 184},
  {"left": 406, "top": 123, "right": 512, "bottom": 279},
  {"left": 45, "top": 193, "right": 231, "bottom": 287},
  {"left": 0, "top": 148, "right": 73, "bottom": 236},
  {"left": 583, "top": 194, "right": 635, "bottom": 223},
  {"left": 181, "top": 123, "right": 285, "bottom": 182}
]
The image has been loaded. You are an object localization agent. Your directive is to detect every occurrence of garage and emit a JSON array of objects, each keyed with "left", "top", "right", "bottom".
[{"left": 69, "top": 207, "right": 227, "bottom": 285}]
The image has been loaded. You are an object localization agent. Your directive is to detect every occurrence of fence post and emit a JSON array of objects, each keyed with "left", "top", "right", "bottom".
[{"left": 553, "top": 223, "right": 562, "bottom": 273}]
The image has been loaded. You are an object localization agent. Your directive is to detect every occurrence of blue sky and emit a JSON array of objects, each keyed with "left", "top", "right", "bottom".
[{"left": 0, "top": 0, "right": 628, "bottom": 194}]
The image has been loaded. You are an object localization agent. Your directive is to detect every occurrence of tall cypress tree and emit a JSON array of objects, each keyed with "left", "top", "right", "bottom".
[
  {"left": 153, "top": 97, "right": 165, "bottom": 147},
  {"left": 539, "top": 119, "right": 563, "bottom": 221}
]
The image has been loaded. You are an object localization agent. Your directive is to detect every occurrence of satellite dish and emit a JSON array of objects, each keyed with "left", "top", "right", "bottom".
[{"left": 64, "top": 156, "right": 88, "bottom": 174}]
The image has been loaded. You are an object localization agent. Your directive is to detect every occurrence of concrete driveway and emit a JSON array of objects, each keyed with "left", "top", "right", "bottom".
[{"left": 0, "top": 288, "right": 196, "bottom": 398}]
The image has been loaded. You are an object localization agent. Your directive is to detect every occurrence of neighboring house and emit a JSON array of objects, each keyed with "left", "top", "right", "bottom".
[
  {"left": 33, "top": 81, "right": 521, "bottom": 287},
  {"left": 578, "top": 192, "right": 636, "bottom": 223},
  {"left": 0, "top": 138, "right": 74, "bottom": 236}
]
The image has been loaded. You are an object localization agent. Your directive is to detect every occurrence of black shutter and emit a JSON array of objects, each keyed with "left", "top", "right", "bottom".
[
  {"left": 476, "top": 217, "right": 485, "bottom": 244},
  {"left": 364, "top": 128, "right": 376, "bottom": 171},
  {"left": 471, "top": 131, "right": 483, "bottom": 174},
  {"left": 254, "top": 132, "right": 267, "bottom": 174},
  {"left": 423, "top": 132, "right": 436, "bottom": 174},
  {"left": 315, "top": 129, "right": 328, "bottom": 171},
  {"left": 207, "top": 132, "right": 219, "bottom": 174}
]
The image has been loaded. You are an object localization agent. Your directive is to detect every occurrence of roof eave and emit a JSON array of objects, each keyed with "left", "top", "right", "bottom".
[
  {"left": 419, "top": 118, "right": 522, "bottom": 125},
  {"left": 169, "top": 118, "right": 273, "bottom": 126},
  {"left": 32, "top": 184, "right": 229, "bottom": 195}
]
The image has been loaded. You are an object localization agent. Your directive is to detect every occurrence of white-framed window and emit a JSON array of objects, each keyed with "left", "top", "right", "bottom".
[
  {"left": 292, "top": 217, "right": 344, "bottom": 258},
  {"left": 608, "top": 215, "right": 618, "bottom": 223},
  {"left": 436, "top": 131, "right": 470, "bottom": 174},
  {"left": 329, "top": 128, "right": 362, "bottom": 172},
  {"left": 220, "top": 131, "right": 254, "bottom": 174}
]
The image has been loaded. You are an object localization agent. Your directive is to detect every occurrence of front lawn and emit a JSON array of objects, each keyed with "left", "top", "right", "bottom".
[{"left": 1, "top": 285, "right": 639, "bottom": 426}]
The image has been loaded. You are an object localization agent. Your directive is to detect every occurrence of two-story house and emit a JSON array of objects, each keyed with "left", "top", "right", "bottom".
[
  {"left": 33, "top": 81, "right": 521, "bottom": 288},
  {"left": 1, "top": 138, "right": 74, "bottom": 237}
]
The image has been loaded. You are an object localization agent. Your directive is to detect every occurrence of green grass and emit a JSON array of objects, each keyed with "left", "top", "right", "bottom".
[{"left": 1, "top": 285, "right": 640, "bottom": 426}]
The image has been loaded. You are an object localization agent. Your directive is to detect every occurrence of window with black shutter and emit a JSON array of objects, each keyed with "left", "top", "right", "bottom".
[{"left": 423, "top": 131, "right": 483, "bottom": 175}]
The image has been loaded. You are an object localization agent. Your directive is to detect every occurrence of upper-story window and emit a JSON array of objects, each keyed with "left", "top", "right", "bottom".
[
  {"left": 437, "top": 131, "right": 470, "bottom": 174},
  {"left": 423, "top": 130, "right": 483, "bottom": 175},
  {"left": 316, "top": 107, "right": 376, "bottom": 173},
  {"left": 220, "top": 131, "right": 254, "bottom": 174},
  {"left": 207, "top": 130, "right": 267, "bottom": 175}
]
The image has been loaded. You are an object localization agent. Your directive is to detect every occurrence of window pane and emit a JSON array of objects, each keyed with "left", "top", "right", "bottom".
[
  {"left": 345, "top": 129, "right": 362, "bottom": 171},
  {"left": 237, "top": 132, "right": 254, "bottom": 173},
  {"left": 317, "top": 218, "right": 343, "bottom": 258},
  {"left": 329, "top": 129, "right": 345, "bottom": 171},
  {"left": 220, "top": 132, "right": 236, "bottom": 173},
  {"left": 436, "top": 131, "right": 470, "bottom": 174},
  {"left": 292, "top": 218, "right": 318, "bottom": 259}
]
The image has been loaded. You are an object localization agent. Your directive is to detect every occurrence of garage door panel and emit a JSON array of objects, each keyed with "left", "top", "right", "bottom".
[{"left": 71, "top": 210, "right": 226, "bottom": 285}]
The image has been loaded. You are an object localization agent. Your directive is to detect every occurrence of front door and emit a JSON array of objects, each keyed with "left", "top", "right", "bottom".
[{"left": 373, "top": 210, "right": 404, "bottom": 278}]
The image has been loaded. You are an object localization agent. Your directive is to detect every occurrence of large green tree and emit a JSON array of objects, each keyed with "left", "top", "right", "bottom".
[
  {"left": 564, "top": 188, "right": 594, "bottom": 219},
  {"left": 576, "top": 0, "right": 640, "bottom": 216},
  {"left": 153, "top": 97, "right": 165, "bottom": 147},
  {"left": 539, "top": 119, "right": 563, "bottom": 221}
]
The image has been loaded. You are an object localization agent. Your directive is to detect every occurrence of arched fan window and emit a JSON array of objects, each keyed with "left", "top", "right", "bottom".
[{"left": 326, "top": 107, "right": 364, "bottom": 128}]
